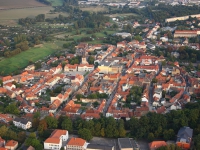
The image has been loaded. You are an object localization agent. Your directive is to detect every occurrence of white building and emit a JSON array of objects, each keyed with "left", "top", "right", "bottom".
[
  {"left": 67, "top": 138, "right": 88, "bottom": 150},
  {"left": 44, "top": 129, "right": 69, "bottom": 150},
  {"left": 13, "top": 117, "right": 32, "bottom": 130},
  {"left": 78, "top": 64, "right": 94, "bottom": 72}
]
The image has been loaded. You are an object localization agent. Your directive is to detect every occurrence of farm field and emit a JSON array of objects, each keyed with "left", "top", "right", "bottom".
[
  {"left": 0, "top": 7, "right": 68, "bottom": 25},
  {"left": 80, "top": 6, "right": 108, "bottom": 12},
  {"left": 0, "top": 41, "right": 65, "bottom": 75},
  {"left": 0, "top": 0, "right": 46, "bottom": 9}
]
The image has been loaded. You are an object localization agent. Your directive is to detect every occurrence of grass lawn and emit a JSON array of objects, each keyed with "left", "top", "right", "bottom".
[{"left": 0, "top": 41, "right": 65, "bottom": 75}]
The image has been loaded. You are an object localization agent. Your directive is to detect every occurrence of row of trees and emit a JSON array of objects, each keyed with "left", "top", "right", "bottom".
[
  {"left": 0, "top": 126, "right": 26, "bottom": 143},
  {"left": 19, "top": 14, "right": 45, "bottom": 26},
  {"left": 76, "top": 92, "right": 108, "bottom": 100},
  {"left": 27, "top": 101, "right": 200, "bottom": 148},
  {"left": 144, "top": 4, "right": 200, "bottom": 22}
]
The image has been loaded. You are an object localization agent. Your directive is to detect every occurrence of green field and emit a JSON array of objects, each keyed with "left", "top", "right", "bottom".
[
  {"left": 0, "top": 41, "right": 65, "bottom": 75},
  {"left": 47, "top": 0, "right": 64, "bottom": 6}
]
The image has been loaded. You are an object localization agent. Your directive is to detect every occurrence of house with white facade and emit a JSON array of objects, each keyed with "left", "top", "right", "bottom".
[
  {"left": 78, "top": 64, "right": 94, "bottom": 72},
  {"left": 67, "top": 138, "right": 88, "bottom": 150},
  {"left": 13, "top": 117, "right": 32, "bottom": 130},
  {"left": 44, "top": 129, "right": 68, "bottom": 150}
]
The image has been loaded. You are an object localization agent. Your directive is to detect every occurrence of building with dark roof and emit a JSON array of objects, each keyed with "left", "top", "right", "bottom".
[
  {"left": 13, "top": 117, "right": 32, "bottom": 130},
  {"left": 87, "top": 144, "right": 114, "bottom": 150},
  {"left": 118, "top": 138, "right": 133, "bottom": 150},
  {"left": 176, "top": 126, "right": 193, "bottom": 149}
]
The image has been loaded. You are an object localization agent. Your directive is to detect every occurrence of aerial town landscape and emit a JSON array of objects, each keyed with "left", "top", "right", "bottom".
[{"left": 0, "top": 0, "right": 200, "bottom": 149}]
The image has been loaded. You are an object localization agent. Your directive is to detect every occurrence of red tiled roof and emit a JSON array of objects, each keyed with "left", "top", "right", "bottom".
[{"left": 67, "top": 138, "right": 86, "bottom": 146}]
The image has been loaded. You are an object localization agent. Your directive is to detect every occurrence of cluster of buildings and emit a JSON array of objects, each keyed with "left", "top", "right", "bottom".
[
  {"left": 149, "top": 126, "right": 193, "bottom": 150},
  {"left": 43, "top": 126, "right": 193, "bottom": 150},
  {"left": 0, "top": 22, "right": 199, "bottom": 149},
  {"left": 0, "top": 37, "right": 199, "bottom": 124},
  {"left": 0, "top": 138, "right": 18, "bottom": 150}
]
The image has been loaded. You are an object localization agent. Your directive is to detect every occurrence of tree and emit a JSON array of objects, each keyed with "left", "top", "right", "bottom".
[
  {"left": 194, "top": 134, "right": 200, "bottom": 149},
  {"left": 78, "top": 128, "right": 93, "bottom": 141},
  {"left": 4, "top": 103, "right": 20, "bottom": 115},
  {"left": 61, "top": 116, "right": 73, "bottom": 132},
  {"left": 38, "top": 119, "right": 47, "bottom": 135},
  {"left": 0, "top": 80, "right": 3, "bottom": 87},
  {"left": 45, "top": 116, "right": 58, "bottom": 129},
  {"left": 0, "top": 126, "right": 8, "bottom": 137},
  {"left": 148, "top": 132, "right": 155, "bottom": 141},
  {"left": 134, "top": 35, "right": 142, "bottom": 41},
  {"left": 88, "top": 56, "right": 95, "bottom": 64},
  {"left": 33, "top": 112, "right": 40, "bottom": 119},
  {"left": 100, "top": 128, "right": 105, "bottom": 137},
  {"left": 25, "top": 133, "right": 43, "bottom": 150},
  {"left": 163, "top": 129, "right": 175, "bottom": 140},
  {"left": 18, "top": 131, "right": 26, "bottom": 143}
]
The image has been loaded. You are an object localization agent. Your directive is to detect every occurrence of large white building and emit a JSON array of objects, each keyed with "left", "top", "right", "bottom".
[
  {"left": 78, "top": 64, "right": 94, "bottom": 72},
  {"left": 44, "top": 129, "right": 68, "bottom": 150},
  {"left": 13, "top": 117, "right": 32, "bottom": 130}
]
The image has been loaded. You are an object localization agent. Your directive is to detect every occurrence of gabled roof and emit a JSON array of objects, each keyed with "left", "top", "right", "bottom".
[
  {"left": 67, "top": 138, "right": 86, "bottom": 146},
  {"left": 149, "top": 141, "right": 167, "bottom": 149},
  {"left": 13, "top": 117, "right": 29, "bottom": 125},
  {"left": 5, "top": 140, "right": 18, "bottom": 147},
  {"left": 177, "top": 126, "right": 193, "bottom": 143}
]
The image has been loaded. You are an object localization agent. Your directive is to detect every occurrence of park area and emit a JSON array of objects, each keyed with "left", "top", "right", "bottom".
[{"left": 0, "top": 41, "right": 65, "bottom": 75}]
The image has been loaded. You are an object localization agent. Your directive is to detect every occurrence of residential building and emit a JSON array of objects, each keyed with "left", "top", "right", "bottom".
[
  {"left": 174, "top": 30, "right": 200, "bottom": 38},
  {"left": 0, "top": 114, "right": 13, "bottom": 124},
  {"left": 176, "top": 127, "right": 193, "bottom": 149},
  {"left": 78, "top": 64, "right": 94, "bottom": 72},
  {"left": 64, "top": 64, "right": 78, "bottom": 72},
  {"left": 44, "top": 129, "right": 69, "bottom": 150},
  {"left": 67, "top": 138, "right": 88, "bottom": 150},
  {"left": 13, "top": 117, "right": 32, "bottom": 130},
  {"left": 0, "top": 148, "right": 8, "bottom": 150},
  {"left": 24, "top": 65, "right": 35, "bottom": 71},
  {"left": 0, "top": 137, "right": 5, "bottom": 147},
  {"left": 5, "top": 140, "right": 18, "bottom": 150},
  {"left": 149, "top": 141, "right": 167, "bottom": 150},
  {"left": 26, "top": 146, "right": 35, "bottom": 150}
]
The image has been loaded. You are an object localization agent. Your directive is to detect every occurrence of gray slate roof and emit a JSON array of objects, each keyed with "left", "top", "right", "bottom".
[
  {"left": 14, "top": 117, "right": 29, "bottom": 125},
  {"left": 177, "top": 126, "right": 193, "bottom": 143}
]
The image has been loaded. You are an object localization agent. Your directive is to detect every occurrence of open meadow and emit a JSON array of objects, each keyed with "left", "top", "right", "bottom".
[{"left": 0, "top": 41, "right": 65, "bottom": 75}]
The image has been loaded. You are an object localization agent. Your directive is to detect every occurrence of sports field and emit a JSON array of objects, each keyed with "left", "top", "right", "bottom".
[{"left": 0, "top": 41, "right": 65, "bottom": 75}]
